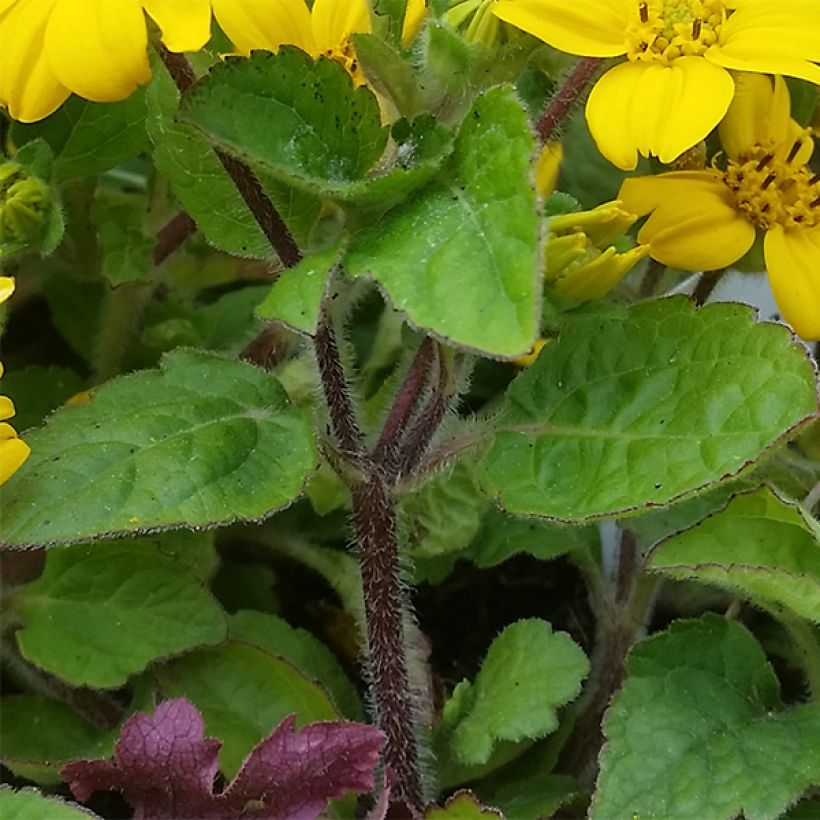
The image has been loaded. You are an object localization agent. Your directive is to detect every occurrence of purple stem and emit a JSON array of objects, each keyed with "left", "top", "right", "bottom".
[{"left": 535, "top": 57, "right": 601, "bottom": 143}]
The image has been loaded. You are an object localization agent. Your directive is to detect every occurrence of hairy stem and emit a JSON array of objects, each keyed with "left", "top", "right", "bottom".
[
  {"left": 373, "top": 338, "right": 435, "bottom": 470},
  {"left": 153, "top": 212, "right": 196, "bottom": 266},
  {"left": 315, "top": 310, "right": 365, "bottom": 458},
  {"left": 156, "top": 46, "right": 423, "bottom": 809},
  {"left": 92, "top": 281, "right": 148, "bottom": 383},
  {"left": 352, "top": 479, "right": 423, "bottom": 811},
  {"left": 535, "top": 57, "right": 601, "bottom": 143}
]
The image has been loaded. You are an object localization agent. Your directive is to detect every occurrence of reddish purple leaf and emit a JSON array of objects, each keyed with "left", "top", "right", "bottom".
[{"left": 62, "top": 698, "right": 385, "bottom": 820}]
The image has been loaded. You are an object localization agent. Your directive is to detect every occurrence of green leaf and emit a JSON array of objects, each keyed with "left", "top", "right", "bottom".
[
  {"left": 480, "top": 299, "right": 819, "bottom": 521},
  {"left": 192, "top": 285, "right": 270, "bottom": 353},
  {"left": 402, "top": 460, "right": 488, "bottom": 559},
  {"left": 145, "top": 63, "right": 272, "bottom": 259},
  {"left": 646, "top": 485, "right": 820, "bottom": 622},
  {"left": 0, "top": 366, "right": 84, "bottom": 432},
  {"left": 592, "top": 614, "right": 820, "bottom": 820},
  {"left": 345, "top": 85, "right": 539, "bottom": 357},
  {"left": 92, "top": 193, "right": 154, "bottom": 285},
  {"left": 467, "top": 508, "right": 597, "bottom": 569},
  {"left": 11, "top": 93, "right": 148, "bottom": 182},
  {"left": 180, "top": 49, "right": 388, "bottom": 200},
  {"left": 352, "top": 33, "right": 424, "bottom": 117},
  {"left": 0, "top": 350, "right": 316, "bottom": 547},
  {"left": 436, "top": 619, "right": 588, "bottom": 768},
  {"left": 0, "top": 787, "right": 99, "bottom": 820},
  {"left": 425, "top": 792, "right": 503, "bottom": 820},
  {"left": 13, "top": 540, "right": 226, "bottom": 688},
  {"left": 156, "top": 640, "right": 338, "bottom": 777},
  {"left": 477, "top": 772, "right": 582, "bottom": 820},
  {"left": 256, "top": 240, "right": 343, "bottom": 334},
  {"left": 229, "top": 610, "right": 362, "bottom": 720},
  {"left": 0, "top": 696, "right": 114, "bottom": 785}
]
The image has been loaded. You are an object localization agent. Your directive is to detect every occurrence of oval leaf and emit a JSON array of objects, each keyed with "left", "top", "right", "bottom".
[
  {"left": 480, "top": 299, "right": 819, "bottom": 521},
  {"left": 0, "top": 350, "right": 316, "bottom": 547}
]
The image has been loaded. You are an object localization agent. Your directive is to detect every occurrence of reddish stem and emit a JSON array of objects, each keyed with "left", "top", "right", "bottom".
[{"left": 535, "top": 58, "right": 601, "bottom": 143}]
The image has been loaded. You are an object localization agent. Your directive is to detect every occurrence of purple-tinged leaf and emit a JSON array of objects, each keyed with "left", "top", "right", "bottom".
[
  {"left": 62, "top": 698, "right": 386, "bottom": 820},
  {"left": 223, "top": 714, "right": 385, "bottom": 819},
  {"left": 63, "top": 699, "right": 219, "bottom": 819}
]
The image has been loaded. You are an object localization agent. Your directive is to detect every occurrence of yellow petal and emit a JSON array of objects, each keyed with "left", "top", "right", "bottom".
[
  {"left": 620, "top": 173, "right": 756, "bottom": 270},
  {"left": 718, "top": 73, "right": 792, "bottom": 160},
  {"left": 711, "top": 2, "right": 820, "bottom": 84},
  {"left": 142, "top": 0, "right": 212, "bottom": 52},
  {"left": 0, "top": 395, "right": 15, "bottom": 421},
  {"left": 212, "top": 0, "right": 314, "bottom": 54},
  {"left": 493, "top": 0, "right": 629, "bottom": 57},
  {"left": 0, "top": 276, "right": 15, "bottom": 303},
  {"left": 311, "top": 0, "right": 370, "bottom": 54},
  {"left": 0, "top": 0, "right": 70, "bottom": 122},
  {"left": 586, "top": 58, "right": 734, "bottom": 171},
  {"left": 0, "top": 432, "right": 29, "bottom": 485},
  {"left": 402, "top": 0, "right": 428, "bottom": 44},
  {"left": 44, "top": 0, "right": 151, "bottom": 102},
  {"left": 535, "top": 142, "right": 563, "bottom": 198},
  {"left": 764, "top": 225, "right": 820, "bottom": 340}
]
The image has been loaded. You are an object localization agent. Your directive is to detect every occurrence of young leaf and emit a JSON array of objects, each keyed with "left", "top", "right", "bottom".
[
  {"left": 0, "top": 696, "right": 114, "bottom": 786},
  {"left": 345, "top": 85, "right": 539, "bottom": 357},
  {"left": 646, "top": 485, "right": 820, "bottom": 622},
  {"left": 0, "top": 787, "right": 99, "bottom": 819},
  {"left": 0, "top": 350, "right": 316, "bottom": 547},
  {"left": 62, "top": 698, "right": 384, "bottom": 820},
  {"left": 229, "top": 610, "right": 363, "bottom": 720},
  {"left": 155, "top": 641, "right": 338, "bottom": 777},
  {"left": 435, "top": 620, "right": 589, "bottom": 768},
  {"left": 592, "top": 614, "right": 820, "bottom": 819},
  {"left": 480, "top": 299, "right": 819, "bottom": 521},
  {"left": 256, "top": 240, "right": 344, "bottom": 335},
  {"left": 13, "top": 540, "right": 226, "bottom": 688}
]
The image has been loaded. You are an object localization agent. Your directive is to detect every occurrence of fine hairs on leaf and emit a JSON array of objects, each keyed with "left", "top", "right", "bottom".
[{"left": 62, "top": 698, "right": 385, "bottom": 820}]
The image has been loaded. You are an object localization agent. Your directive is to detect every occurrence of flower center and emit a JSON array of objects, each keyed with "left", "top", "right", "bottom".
[
  {"left": 722, "top": 136, "right": 820, "bottom": 231},
  {"left": 626, "top": 0, "right": 727, "bottom": 65},
  {"left": 324, "top": 38, "right": 366, "bottom": 86}
]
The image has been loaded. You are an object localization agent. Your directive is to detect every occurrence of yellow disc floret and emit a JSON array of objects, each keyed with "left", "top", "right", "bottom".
[
  {"left": 627, "top": 0, "right": 726, "bottom": 64},
  {"left": 723, "top": 135, "right": 820, "bottom": 231}
]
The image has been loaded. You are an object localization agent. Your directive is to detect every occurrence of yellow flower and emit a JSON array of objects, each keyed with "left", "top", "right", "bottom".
[
  {"left": 215, "top": 0, "right": 428, "bottom": 85},
  {"left": 0, "top": 0, "right": 213, "bottom": 122},
  {"left": 0, "top": 276, "right": 29, "bottom": 485},
  {"left": 545, "top": 199, "right": 650, "bottom": 303},
  {"left": 493, "top": 0, "right": 820, "bottom": 170},
  {"left": 445, "top": 0, "right": 510, "bottom": 48},
  {"left": 619, "top": 73, "right": 820, "bottom": 339}
]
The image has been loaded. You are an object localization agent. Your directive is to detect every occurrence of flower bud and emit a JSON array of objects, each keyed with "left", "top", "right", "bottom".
[
  {"left": 0, "top": 162, "right": 50, "bottom": 252},
  {"left": 445, "top": 0, "right": 508, "bottom": 48}
]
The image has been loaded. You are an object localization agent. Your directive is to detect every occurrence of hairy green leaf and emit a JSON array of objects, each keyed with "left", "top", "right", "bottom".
[
  {"left": 345, "top": 86, "right": 538, "bottom": 357},
  {"left": 229, "top": 610, "right": 362, "bottom": 720},
  {"left": 146, "top": 64, "right": 272, "bottom": 259},
  {"left": 180, "top": 49, "right": 387, "bottom": 199},
  {"left": 592, "top": 614, "right": 820, "bottom": 819},
  {"left": 436, "top": 619, "right": 588, "bottom": 768},
  {"left": 256, "top": 241, "right": 344, "bottom": 334},
  {"left": 0, "top": 350, "right": 316, "bottom": 547},
  {"left": 156, "top": 641, "right": 338, "bottom": 777},
  {"left": 11, "top": 93, "right": 147, "bottom": 182},
  {"left": 480, "top": 299, "right": 818, "bottom": 521},
  {"left": 0, "top": 787, "right": 98, "bottom": 819},
  {"left": 647, "top": 486, "right": 820, "bottom": 622},
  {"left": 13, "top": 540, "right": 226, "bottom": 687},
  {"left": 92, "top": 193, "right": 154, "bottom": 285},
  {"left": 0, "top": 696, "right": 114, "bottom": 785}
]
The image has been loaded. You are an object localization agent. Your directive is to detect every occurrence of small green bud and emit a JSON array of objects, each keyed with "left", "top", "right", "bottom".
[
  {"left": 444, "top": 0, "right": 508, "bottom": 48},
  {"left": 0, "top": 162, "right": 50, "bottom": 252}
]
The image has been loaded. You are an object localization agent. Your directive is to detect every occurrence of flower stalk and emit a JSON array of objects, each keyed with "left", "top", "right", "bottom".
[{"left": 535, "top": 57, "right": 601, "bottom": 144}]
